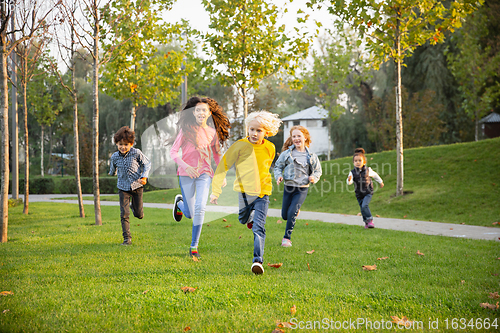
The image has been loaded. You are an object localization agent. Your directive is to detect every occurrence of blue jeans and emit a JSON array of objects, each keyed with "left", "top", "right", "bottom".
[
  {"left": 356, "top": 194, "right": 373, "bottom": 223},
  {"left": 282, "top": 185, "right": 309, "bottom": 240},
  {"left": 238, "top": 193, "right": 269, "bottom": 263},
  {"left": 178, "top": 173, "right": 211, "bottom": 247}
]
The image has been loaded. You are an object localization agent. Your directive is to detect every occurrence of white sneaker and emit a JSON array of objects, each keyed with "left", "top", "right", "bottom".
[
  {"left": 281, "top": 238, "right": 292, "bottom": 247},
  {"left": 251, "top": 262, "right": 264, "bottom": 275}
]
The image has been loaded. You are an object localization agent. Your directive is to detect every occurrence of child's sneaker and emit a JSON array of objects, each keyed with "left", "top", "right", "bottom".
[
  {"left": 173, "top": 194, "right": 183, "bottom": 222},
  {"left": 251, "top": 262, "right": 264, "bottom": 275},
  {"left": 121, "top": 237, "right": 132, "bottom": 245},
  {"left": 281, "top": 238, "right": 292, "bottom": 247},
  {"left": 365, "top": 220, "right": 375, "bottom": 229},
  {"left": 189, "top": 247, "right": 201, "bottom": 259}
]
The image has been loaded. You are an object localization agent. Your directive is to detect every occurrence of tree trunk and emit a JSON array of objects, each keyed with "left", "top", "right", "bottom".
[
  {"left": 92, "top": 16, "right": 102, "bottom": 226},
  {"left": 73, "top": 71, "right": 84, "bottom": 218},
  {"left": 41, "top": 124, "right": 44, "bottom": 177},
  {"left": 474, "top": 109, "right": 479, "bottom": 141},
  {"left": 241, "top": 87, "right": 248, "bottom": 136},
  {"left": 22, "top": 68, "right": 29, "bottom": 215},
  {"left": 130, "top": 103, "right": 136, "bottom": 131},
  {"left": 1, "top": 34, "right": 10, "bottom": 243},
  {"left": 395, "top": 14, "right": 404, "bottom": 197},
  {"left": 10, "top": 36, "right": 18, "bottom": 200}
]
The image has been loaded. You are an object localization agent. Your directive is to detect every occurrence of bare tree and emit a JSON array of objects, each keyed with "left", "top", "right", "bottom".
[{"left": 0, "top": 0, "right": 58, "bottom": 242}]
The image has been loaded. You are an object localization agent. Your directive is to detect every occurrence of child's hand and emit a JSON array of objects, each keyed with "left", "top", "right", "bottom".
[
  {"left": 276, "top": 177, "right": 283, "bottom": 185},
  {"left": 185, "top": 166, "right": 200, "bottom": 179},
  {"left": 380, "top": 182, "right": 384, "bottom": 188},
  {"left": 210, "top": 194, "right": 218, "bottom": 205},
  {"left": 222, "top": 178, "right": 227, "bottom": 188},
  {"left": 140, "top": 177, "right": 147, "bottom": 185},
  {"left": 309, "top": 176, "right": 315, "bottom": 184}
]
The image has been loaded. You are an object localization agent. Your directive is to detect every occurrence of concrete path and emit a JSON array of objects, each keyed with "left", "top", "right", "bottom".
[{"left": 19, "top": 194, "right": 500, "bottom": 241}]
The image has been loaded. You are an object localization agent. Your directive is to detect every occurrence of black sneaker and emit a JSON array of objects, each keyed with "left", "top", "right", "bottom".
[
  {"left": 173, "top": 194, "right": 183, "bottom": 222},
  {"left": 189, "top": 248, "right": 201, "bottom": 259},
  {"left": 121, "top": 238, "right": 132, "bottom": 245},
  {"left": 251, "top": 262, "right": 264, "bottom": 275}
]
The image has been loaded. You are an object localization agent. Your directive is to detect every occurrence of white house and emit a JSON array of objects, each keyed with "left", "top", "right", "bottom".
[{"left": 281, "top": 106, "right": 331, "bottom": 156}]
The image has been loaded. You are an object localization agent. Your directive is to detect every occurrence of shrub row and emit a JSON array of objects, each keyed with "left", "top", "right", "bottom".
[{"left": 10, "top": 177, "right": 175, "bottom": 194}]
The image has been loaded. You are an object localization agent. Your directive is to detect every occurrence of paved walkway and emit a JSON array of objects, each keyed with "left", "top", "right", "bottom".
[{"left": 18, "top": 194, "right": 500, "bottom": 241}]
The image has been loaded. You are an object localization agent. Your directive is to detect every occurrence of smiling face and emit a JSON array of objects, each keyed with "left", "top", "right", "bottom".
[
  {"left": 291, "top": 129, "right": 306, "bottom": 151},
  {"left": 116, "top": 140, "right": 133, "bottom": 155},
  {"left": 353, "top": 155, "right": 366, "bottom": 169},
  {"left": 247, "top": 119, "right": 266, "bottom": 144},
  {"left": 192, "top": 102, "right": 211, "bottom": 127}
]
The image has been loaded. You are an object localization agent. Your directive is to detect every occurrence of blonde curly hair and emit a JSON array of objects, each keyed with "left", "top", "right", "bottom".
[{"left": 245, "top": 110, "right": 282, "bottom": 137}]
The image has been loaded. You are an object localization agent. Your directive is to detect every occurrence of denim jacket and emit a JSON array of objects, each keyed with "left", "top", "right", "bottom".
[{"left": 274, "top": 145, "right": 322, "bottom": 184}]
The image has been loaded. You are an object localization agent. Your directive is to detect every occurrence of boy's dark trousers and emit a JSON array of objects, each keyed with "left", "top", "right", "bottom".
[{"left": 119, "top": 187, "right": 144, "bottom": 240}]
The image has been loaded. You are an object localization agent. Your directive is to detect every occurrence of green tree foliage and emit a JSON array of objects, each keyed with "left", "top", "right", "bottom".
[
  {"left": 446, "top": 0, "right": 500, "bottom": 140},
  {"left": 201, "top": 0, "right": 312, "bottom": 123}
]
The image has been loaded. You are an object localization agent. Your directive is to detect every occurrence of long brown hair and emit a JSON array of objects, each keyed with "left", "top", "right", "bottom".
[
  {"left": 281, "top": 125, "right": 312, "bottom": 152},
  {"left": 353, "top": 147, "right": 367, "bottom": 165},
  {"left": 175, "top": 96, "right": 230, "bottom": 147}
]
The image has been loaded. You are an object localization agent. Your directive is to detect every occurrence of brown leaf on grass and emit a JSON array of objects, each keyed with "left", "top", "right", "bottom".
[
  {"left": 181, "top": 287, "right": 197, "bottom": 293},
  {"left": 274, "top": 198, "right": 277, "bottom": 201},
  {"left": 206, "top": 224, "right": 210, "bottom": 227},
  {"left": 461, "top": 280, "right": 465, "bottom": 285},
  {"left": 224, "top": 225, "right": 231, "bottom": 228},
  {"left": 391, "top": 316, "right": 413, "bottom": 325},
  {"left": 276, "top": 321, "right": 293, "bottom": 329},
  {"left": 305, "top": 223, "right": 309, "bottom": 226},
  {"left": 184, "top": 326, "right": 191, "bottom": 331},
  {"left": 291, "top": 305, "right": 296, "bottom": 315},
  {"left": 2, "top": 309, "right": 9, "bottom": 314},
  {"left": 277, "top": 219, "right": 282, "bottom": 224},
  {"left": 142, "top": 290, "right": 149, "bottom": 294},
  {"left": 489, "top": 292, "right": 500, "bottom": 299},
  {"left": 267, "top": 263, "right": 283, "bottom": 268},
  {"left": 306, "top": 250, "right": 315, "bottom": 254},
  {"left": 192, "top": 256, "right": 199, "bottom": 262},
  {"left": 376, "top": 214, "right": 380, "bottom": 217},
  {"left": 461, "top": 223, "right": 465, "bottom": 225},
  {"left": 0, "top": 291, "right": 13, "bottom": 296},
  {"left": 238, "top": 235, "right": 242, "bottom": 239},
  {"left": 307, "top": 263, "right": 310, "bottom": 271},
  {"left": 377, "top": 257, "right": 389, "bottom": 260},
  {"left": 223, "top": 218, "right": 227, "bottom": 222},
  {"left": 362, "top": 265, "right": 377, "bottom": 271},
  {"left": 272, "top": 329, "right": 285, "bottom": 333},
  {"left": 493, "top": 222, "right": 499, "bottom": 225},
  {"left": 403, "top": 215, "right": 407, "bottom": 218},
  {"left": 417, "top": 250, "right": 425, "bottom": 256},
  {"left": 480, "top": 302, "right": 499, "bottom": 310}
]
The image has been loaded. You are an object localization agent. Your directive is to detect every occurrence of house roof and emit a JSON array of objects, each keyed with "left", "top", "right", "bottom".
[
  {"left": 282, "top": 106, "right": 328, "bottom": 121},
  {"left": 480, "top": 112, "right": 500, "bottom": 123}
]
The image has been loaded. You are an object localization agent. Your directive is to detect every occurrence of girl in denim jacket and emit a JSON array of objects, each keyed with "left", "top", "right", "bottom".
[{"left": 274, "top": 126, "right": 322, "bottom": 247}]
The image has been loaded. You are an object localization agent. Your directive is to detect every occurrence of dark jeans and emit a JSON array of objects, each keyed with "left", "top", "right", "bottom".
[
  {"left": 119, "top": 187, "right": 144, "bottom": 240},
  {"left": 356, "top": 193, "right": 373, "bottom": 223},
  {"left": 282, "top": 185, "right": 309, "bottom": 240}
]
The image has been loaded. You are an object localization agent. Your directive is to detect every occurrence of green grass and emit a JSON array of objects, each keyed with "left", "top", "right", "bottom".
[
  {"left": 59, "top": 137, "right": 500, "bottom": 226},
  {"left": 1, "top": 203, "right": 499, "bottom": 332}
]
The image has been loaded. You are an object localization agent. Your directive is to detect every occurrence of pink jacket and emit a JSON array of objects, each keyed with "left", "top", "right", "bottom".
[{"left": 170, "top": 127, "right": 221, "bottom": 177}]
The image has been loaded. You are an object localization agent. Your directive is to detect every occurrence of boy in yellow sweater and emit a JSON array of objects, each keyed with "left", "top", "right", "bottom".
[{"left": 210, "top": 111, "right": 282, "bottom": 275}]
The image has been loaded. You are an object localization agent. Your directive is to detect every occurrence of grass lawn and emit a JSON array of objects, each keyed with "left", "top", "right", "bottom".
[
  {"left": 1, "top": 203, "right": 499, "bottom": 332},
  {"left": 62, "top": 137, "right": 500, "bottom": 227}
]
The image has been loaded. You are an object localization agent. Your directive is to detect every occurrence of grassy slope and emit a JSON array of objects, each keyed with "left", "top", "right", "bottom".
[
  {"left": 83, "top": 137, "right": 500, "bottom": 226},
  {"left": 0, "top": 203, "right": 499, "bottom": 332}
]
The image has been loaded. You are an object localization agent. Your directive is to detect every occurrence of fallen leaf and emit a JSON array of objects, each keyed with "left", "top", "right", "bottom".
[
  {"left": 493, "top": 222, "right": 499, "bottom": 225},
  {"left": 417, "top": 250, "right": 425, "bottom": 256},
  {"left": 276, "top": 321, "right": 293, "bottom": 329},
  {"left": 142, "top": 290, "right": 148, "bottom": 294},
  {"left": 480, "top": 302, "right": 499, "bottom": 310},
  {"left": 223, "top": 218, "right": 227, "bottom": 222},
  {"left": 450, "top": 228, "right": 453, "bottom": 230},
  {"left": 224, "top": 225, "right": 231, "bottom": 228},
  {"left": 489, "top": 292, "right": 500, "bottom": 299},
  {"left": 184, "top": 327, "right": 191, "bottom": 331},
  {"left": 306, "top": 250, "right": 315, "bottom": 254},
  {"left": 461, "top": 223, "right": 465, "bottom": 225},
  {"left": 403, "top": 215, "right": 407, "bottom": 218},
  {"left": 274, "top": 198, "right": 277, "bottom": 201},
  {"left": 362, "top": 265, "right": 377, "bottom": 271},
  {"left": 267, "top": 263, "right": 283, "bottom": 268},
  {"left": 206, "top": 224, "right": 210, "bottom": 227},
  {"left": 376, "top": 214, "right": 380, "bottom": 217},
  {"left": 181, "top": 287, "right": 197, "bottom": 293},
  {"left": 391, "top": 316, "right": 413, "bottom": 326},
  {"left": 2, "top": 309, "right": 9, "bottom": 314},
  {"left": 305, "top": 223, "right": 309, "bottom": 226},
  {"left": 238, "top": 235, "right": 242, "bottom": 239},
  {"left": 192, "top": 256, "right": 199, "bottom": 262},
  {"left": 307, "top": 263, "right": 310, "bottom": 271},
  {"left": 377, "top": 257, "right": 389, "bottom": 260},
  {"left": 291, "top": 305, "right": 296, "bottom": 315},
  {"left": 277, "top": 219, "right": 282, "bottom": 224},
  {"left": 461, "top": 280, "right": 465, "bottom": 284},
  {"left": 0, "top": 291, "right": 13, "bottom": 296},
  {"left": 272, "top": 329, "right": 285, "bottom": 333}
]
